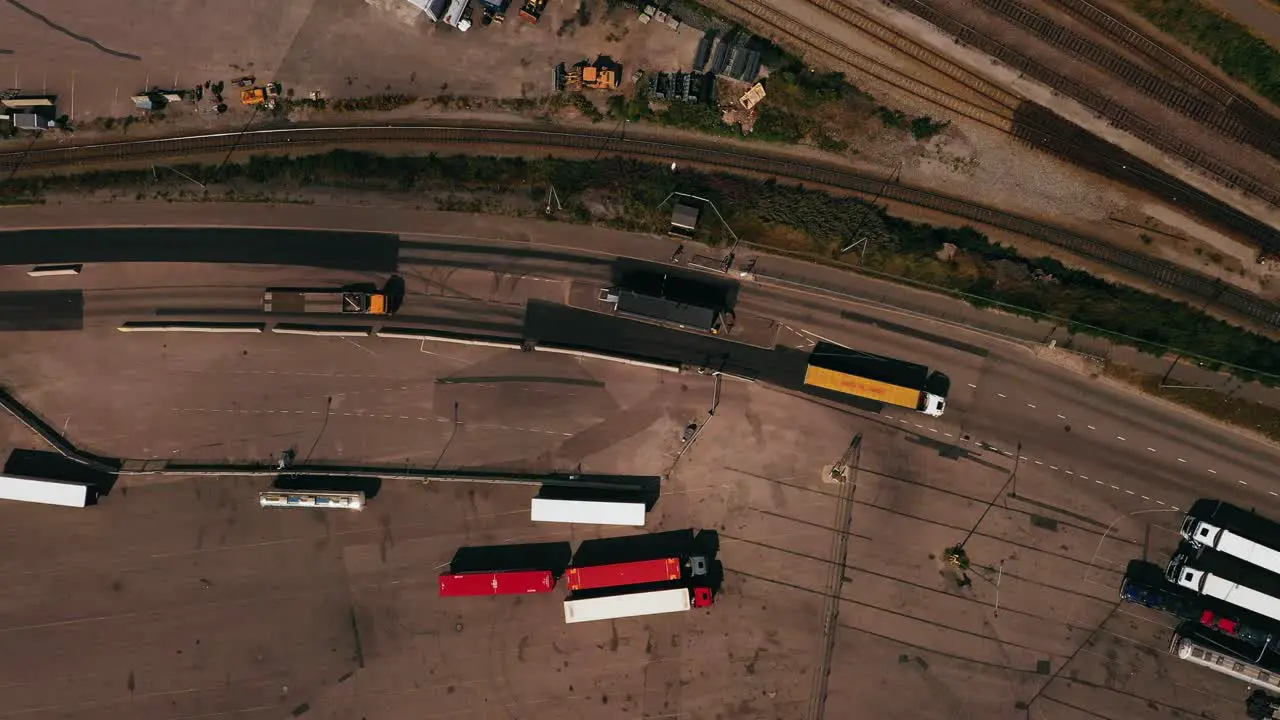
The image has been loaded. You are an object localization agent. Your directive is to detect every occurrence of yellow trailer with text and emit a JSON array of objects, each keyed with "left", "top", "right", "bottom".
[{"left": 803, "top": 342, "right": 947, "bottom": 417}]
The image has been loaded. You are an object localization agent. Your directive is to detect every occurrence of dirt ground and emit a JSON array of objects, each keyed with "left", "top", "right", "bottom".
[{"left": 0, "top": 0, "right": 697, "bottom": 117}]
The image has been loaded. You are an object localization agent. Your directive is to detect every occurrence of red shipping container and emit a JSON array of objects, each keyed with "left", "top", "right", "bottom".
[
  {"left": 439, "top": 570, "right": 555, "bottom": 597},
  {"left": 566, "top": 557, "right": 681, "bottom": 591}
]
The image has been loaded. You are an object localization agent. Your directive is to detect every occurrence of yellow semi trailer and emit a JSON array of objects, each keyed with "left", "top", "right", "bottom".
[{"left": 803, "top": 342, "right": 947, "bottom": 417}]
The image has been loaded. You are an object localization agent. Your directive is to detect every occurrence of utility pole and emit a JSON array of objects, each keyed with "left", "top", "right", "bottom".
[
  {"left": 945, "top": 441, "right": 1021, "bottom": 571},
  {"left": 1158, "top": 281, "right": 1226, "bottom": 387}
]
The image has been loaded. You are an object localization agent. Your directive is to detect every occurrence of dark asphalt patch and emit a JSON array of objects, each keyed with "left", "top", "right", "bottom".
[
  {"left": 0, "top": 229, "right": 399, "bottom": 271},
  {"left": 399, "top": 239, "right": 614, "bottom": 265},
  {"left": 0, "top": 290, "right": 83, "bottom": 330},
  {"left": 839, "top": 310, "right": 989, "bottom": 357}
]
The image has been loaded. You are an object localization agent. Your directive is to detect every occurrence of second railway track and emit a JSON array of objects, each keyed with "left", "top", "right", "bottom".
[{"left": 1, "top": 123, "right": 1279, "bottom": 331}]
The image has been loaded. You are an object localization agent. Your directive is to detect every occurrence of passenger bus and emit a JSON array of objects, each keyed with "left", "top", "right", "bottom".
[
  {"left": 563, "top": 587, "right": 712, "bottom": 624},
  {"left": 0, "top": 473, "right": 94, "bottom": 508},
  {"left": 438, "top": 570, "right": 556, "bottom": 597},
  {"left": 1183, "top": 500, "right": 1280, "bottom": 577},
  {"left": 1170, "top": 622, "right": 1280, "bottom": 692},
  {"left": 1168, "top": 543, "right": 1280, "bottom": 623},
  {"left": 530, "top": 497, "right": 646, "bottom": 527},
  {"left": 258, "top": 490, "right": 364, "bottom": 511}
]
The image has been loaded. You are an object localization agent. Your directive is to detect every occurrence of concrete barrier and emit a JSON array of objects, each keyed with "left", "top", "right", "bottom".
[
  {"left": 272, "top": 325, "right": 372, "bottom": 338},
  {"left": 28, "top": 264, "right": 83, "bottom": 277},
  {"left": 375, "top": 328, "right": 523, "bottom": 350},
  {"left": 535, "top": 345, "right": 681, "bottom": 373},
  {"left": 118, "top": 322, "right": 265, "bottom": 333}
]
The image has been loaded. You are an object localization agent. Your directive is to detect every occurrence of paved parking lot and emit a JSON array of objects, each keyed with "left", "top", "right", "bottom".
[{"left": 0, "top": 285, "right": 1255, "bottom": 720}]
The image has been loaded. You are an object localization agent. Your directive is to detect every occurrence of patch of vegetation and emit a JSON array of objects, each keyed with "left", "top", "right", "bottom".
[
  {"left": 1129, "top": 0, "right": 1280, "bottom": 106},
  {"left": 876, "top": 106, "right": 908, "bottom": 130},
  {"left": 654, "top": 100, "right": 732, "bottom": 135},
  {"left": 566, "top": 93, "right": 604, "bottom": 122},
  {"left": 329, "top": 94, "right": 417, "bottom": 112},
  {"left": 1107, "top": 364, "right": 1280, "bottom": 443},
  {"left": 909, "top": 116, "right": 949, "bottom": 140}
]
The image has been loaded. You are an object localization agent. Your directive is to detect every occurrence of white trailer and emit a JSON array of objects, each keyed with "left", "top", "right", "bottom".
[
  {"left": 1169, "top": 549, "right": 1280, "bottom": 622},
  {"left": 0, "top": 473, "right": 92, "bottom": 508},
  {"left": 564, "top": 588, "right": 691, "bottom": 624},
  {"left": 1188, "top": 521, "right": 1280, "bottom": 577},
  {"left": 530, "top": 497, "right": 646, "bottom": 527}
]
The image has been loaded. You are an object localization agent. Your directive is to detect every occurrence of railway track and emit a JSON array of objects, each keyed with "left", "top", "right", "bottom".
[
  {"left": 2, "top": 123, "right": 1279, "bottom": 330},
  {"left": 712, "top": 0, "right": 1015, "bottom": 126},
  {"left": 879, "top": 0, "right": 1280, "bottom": 208},
  {"left": 974, "top": 0, "right": 1280, "bottom": 159},
  {"left": 1045, "top": 0, "right": 1280, "bottom": 142},
  {"left": 716, "top": 0, "right": 1280, "bottom": 261}
]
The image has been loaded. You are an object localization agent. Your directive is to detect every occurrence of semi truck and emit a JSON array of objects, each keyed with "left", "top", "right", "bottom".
[
  {"left": 1181, "top": 500, "right": 1280, "bottom": 577},
  {"left": 1168, "top": 543, "right": 1280, "bottom": 623},
  {"left": 804, "top": 342, "right": 947, "bottom": 417},
  {"left": 262, "top": 289, "right": 391, "bottom": 315}
]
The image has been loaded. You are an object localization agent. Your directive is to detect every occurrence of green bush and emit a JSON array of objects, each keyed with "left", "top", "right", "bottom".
[{"left": 1131, "top": 0, "right": 1280, "bottom": 106}]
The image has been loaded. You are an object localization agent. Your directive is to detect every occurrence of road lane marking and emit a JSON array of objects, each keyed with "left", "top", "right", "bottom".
[
  {"left": 1049, "top": 466, "right": 1059, "bottom": 470},
  {"left": 1239, "top": 480, "right": 1248, "bottom": 485},
  {"left": 1177, "top": 458, "right": 1187, "bottom": 463},
  {"left": 968, "top": 383, "right": 977, "bottom": 388},
  {"left": 1142, "top": 496, "right": 1150, "bottom": 500},
  {"left": 1034, "top": 460, "right": 1043, "bottom": 465},
  {"left": 1057, "top": 414, "right": 1067, "bottom": 419},
  {"left": 997, "top": 393, "right": 1007, "bottom": 398},
  {"left": 1087, "top": 425, "right": 1096, "bottom": 430},
  {"left": 1027, "top": 403, "right": 1037, "bottom": 408},
  {"left": 1271, "top": 492, "right": 1279, "bottom": 497},
  {"left": 1156, "top": 500, "right": 1165, "bottom": 505},
  {"left": 1065, "top": 470, "right": 1074, "bottom": 475},
  {"left": 1095, "top": 480, "right": 1104, "bottom": 485},
  {"left": 1147, "top": 447, "right": 1156, "bottom": 452},
  {"left": 1207, "top": 469, "right": 1217, "bottom": 474},
  {"left": 1110, "top": 485, "right": 1120, "bottom": 490},
  {"left": 1116, "top": 436, "right": 1126, "bottom": 441},
  {"left": 1125, "top": 490, "right": 1135, "bottom": 495}
]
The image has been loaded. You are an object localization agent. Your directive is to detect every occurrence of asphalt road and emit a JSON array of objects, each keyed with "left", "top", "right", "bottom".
[{"left": 0, "top": 223, "right": 1272, "bottom": 533}]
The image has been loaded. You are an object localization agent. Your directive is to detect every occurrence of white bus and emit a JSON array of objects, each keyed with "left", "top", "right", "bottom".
[
  {"left": 563, "top": 588, "right": 692, "bottom": 624},
  {"left": 0, "top": 473, "right": 93, "bottom": 508},
  {"left": 259, "top": 491, "right": 364, "bottom": 511},
  {"left": 530, "top": 497, "right": 645, "bottom": 527}
]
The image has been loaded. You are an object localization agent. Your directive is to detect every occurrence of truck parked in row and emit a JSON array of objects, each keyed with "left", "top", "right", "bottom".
[
  {"left": 262, "top": 289, "right": 391, "bottom": 315},
  {"left": 803, "top": 341, "right": 947, "bottom": 417}
]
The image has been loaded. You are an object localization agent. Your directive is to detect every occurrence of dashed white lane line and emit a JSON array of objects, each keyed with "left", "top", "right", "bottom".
[
  {"left": 1034, "top": 460, "right": 1044, "bottom": 465},
  {"left": 1208, "top": 469, "right": 1218, "bottom": 474},
  {"left": 1095, "top": 480, "right": 1104, "bottom": 485},
  {"left": 1116, "top": 436, "right": 1126, "bottom": 441},
  {"left": 1125, "top": 490, "right": 1135, "bottom": 495},
  {"left": 1087, "top": 425, "right": 1096, "bottom": 430},
  {"left": 1177, "top": 458, "right": 1187, "bottom": 463},
  {"left": 1110, "top": 485, "right": 1120, "bottom": 490},
  {"left": 1027, "top": 403, "right": 1037, "bottom": 409},
  {"left": 1147, "top": 447, "right": 1157, "bottom": 452},
  {"left": 1271, "top": 492, "right": 1279, "bottom": 497},
  {"left": 1157, "top": 500, "right": 1166, "bottom": 505},
  {"left": 1239, "top": 480, "right": 1248, "bottom": 485},
  {"left": 1049, "top": 465, "right": 1059, "bottom": 470},
  {"left": 968, "top": 383, "right": 977, "bottom": 388},
  {"left": 1065, "top": 470, "right": 1074, "bottom": 475},
  {"left": 997, "top": 393, "right": 1007, "bottom": 398},
  {"left": 1057, "top": 414, "right": 1067, "bottom": 419},
  {"left": 944, "top": 432, "right": 953, "bottom": 437},
  {"left": 1142, "top": 495, "right": 1150, "bottom": 500}
]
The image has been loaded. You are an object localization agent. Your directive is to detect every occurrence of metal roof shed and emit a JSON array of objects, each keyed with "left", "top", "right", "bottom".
[
  {"left": 13, "top": 113, "right": 51, "bottom": 130},
  {"left": 670, "top": 203, "right": 699, "bottom": 237}
]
